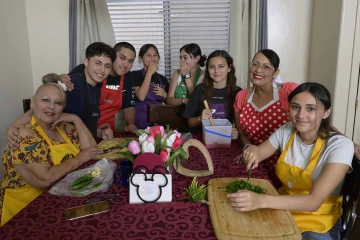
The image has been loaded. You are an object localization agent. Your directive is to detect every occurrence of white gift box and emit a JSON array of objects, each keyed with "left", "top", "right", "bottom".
[{"left": 129, "top": 172, "right": 172, "bottom": 204}]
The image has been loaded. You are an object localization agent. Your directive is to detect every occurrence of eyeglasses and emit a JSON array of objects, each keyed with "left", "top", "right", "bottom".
[
  {"left": 86, "top": 193, "right": 119, "bottom": 204},
  {"left": 249, "top": 62, "right": 275, "bottom": 74}
]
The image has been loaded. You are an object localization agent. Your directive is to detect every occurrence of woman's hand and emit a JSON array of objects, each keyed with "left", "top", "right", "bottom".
[
  {"left": 153, "top": 86, "right": 167, "bottom": 99},
  {"left": 147, "top": 62, "right": 158, "bottom": 75},
  {"left": 101, "top": 128, "right": 113, "bottom": 140},
  {"left": 227, "top": 190, "right": 265, "bottom": 212},
  {"left": 51, "top": 113, "right": 79, "bottom": 129},
  {"left": 231, "top": 127, "right": 238, "bottom": 140},
  {"left": 5, "top": 126, "right": 20, "bottom": 150},
  {"left": 201, "top": 109, "right": 212, "bottom": 120},
  {"left": 59, "top": 74, "right": 74, "bottom": 91},
  {"left": 180, "top": 60, "right": 191, "bottom": 76},
  {"left": 242, "top": 145, "right": 261, "bottom": 170},
  {"left": 76, "top": 146, "right": 103, "bottom": 164},
  {"left": 125, "top": 124, "right": 138, "bottom": 133}
]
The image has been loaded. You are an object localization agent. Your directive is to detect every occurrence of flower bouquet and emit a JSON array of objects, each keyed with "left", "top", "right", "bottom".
[{"left": 121, "top": 125, "right": 188, "bottom": 167}]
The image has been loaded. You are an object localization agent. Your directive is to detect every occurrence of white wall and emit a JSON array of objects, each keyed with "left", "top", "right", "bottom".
[
  {"left": 268, "top": 0, "right": 313, "bottom": 84},
  {"left": 0, "top": 0, "right": 34, "bottom": 180},
  {"left": 308, "top": 0, "right": 342, "bottom": 103},
  {"left": 0, "top": 0, "right": 69, "bottom": 179},
  {"left": 25, "top": 0, "right": 70, "bottom": 91},
  {"left": 307, "top": 0, "right": 358, "bottom": 136}
]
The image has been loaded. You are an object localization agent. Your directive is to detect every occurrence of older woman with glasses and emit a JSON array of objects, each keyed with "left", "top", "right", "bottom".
[{"left": 233, "top": 49, "right": 298, "bottom": 187}]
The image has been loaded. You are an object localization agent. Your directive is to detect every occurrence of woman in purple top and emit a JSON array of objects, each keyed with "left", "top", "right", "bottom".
[
  {"left": 183, "top": 50, "right": 241, "bottom": 138},
  {"left": 133, "top": 44, "right": 169, "bottom": 129}
]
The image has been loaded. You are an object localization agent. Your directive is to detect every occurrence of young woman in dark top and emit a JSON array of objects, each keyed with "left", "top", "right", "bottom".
[
  {"left": 133, "top": 44, "right": 169, "bottom": 129},
  {"left": 183, "top": 50, "right": 241, "bottom": 139}
]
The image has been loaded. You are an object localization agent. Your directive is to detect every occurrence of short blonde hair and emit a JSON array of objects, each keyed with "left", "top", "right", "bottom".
[
  {"left": 42, "top": 73, "right": 61, "bottom": 84},
  {"left": 34, "top": 83, "right": 67, "bottom": 106}
]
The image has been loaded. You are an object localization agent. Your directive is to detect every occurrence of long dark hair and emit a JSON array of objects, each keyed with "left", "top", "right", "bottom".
[
  {"left": 138, "top": 44, "right": 160, "bottom": 59},
  {"left": 201, "top": 50, "right": 237, "bottom": 119},
  {"left": 288, "top": 82, "right": 332, "bottom": 140},
  {"left": 180, "top": 43, "right": 207, "bottom": 67},
  {"left": 254, "top": 49, "right": 280, "bottom": 71}
]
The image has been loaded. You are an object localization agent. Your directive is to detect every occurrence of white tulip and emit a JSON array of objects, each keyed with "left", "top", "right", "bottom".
[
  {"left": 142, "top": 141, "right": 155, "bottom": 153},
  {"left": 139, "top": 133, "right": 148, "bottom": 145}
]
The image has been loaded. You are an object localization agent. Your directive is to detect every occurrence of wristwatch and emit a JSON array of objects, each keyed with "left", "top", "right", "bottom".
[{"left": 184, "top": 73, "right": 191, "bottom": 79}]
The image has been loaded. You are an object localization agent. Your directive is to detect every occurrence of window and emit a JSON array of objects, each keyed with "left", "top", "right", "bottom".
[{"left": 106, "top": 0, "right": 231, "bottom": 80}]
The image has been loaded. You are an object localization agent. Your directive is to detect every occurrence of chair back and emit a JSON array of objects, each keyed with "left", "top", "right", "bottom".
[
  {"left": 341, "top": 155, "right": 360, "bottom": 239},
  {"left": 23, "top": 99, "right": 31, "bottom": 113},
  {"left": 148, "top": 104, "right": 188, "bottom": 132}
]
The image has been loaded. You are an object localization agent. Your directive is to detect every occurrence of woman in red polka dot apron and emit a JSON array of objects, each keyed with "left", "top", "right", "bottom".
[{"left": 234, "top": 49, "right": 298, "bottom": 188}]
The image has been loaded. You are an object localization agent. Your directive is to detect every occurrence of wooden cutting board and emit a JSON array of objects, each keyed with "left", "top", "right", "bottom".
[
  {"left": 208, "top": 178, "right": 301, "bottom": 240},
  {"left": 94, "top": 138, "right": 135, "bottom": 160}
]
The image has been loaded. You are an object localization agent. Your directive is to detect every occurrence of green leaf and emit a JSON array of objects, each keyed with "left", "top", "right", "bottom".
[
  {"left": 92, "top": 182, "right": 102, "bottom": 188},
  {"left": 118, "top": 152, "right": 136, "bottom": 162},
  {"left": 184, "top": 177, "right": 207, "bottom": 202},
  {"left": 154, "top": 134, "right": 162, "bottom": 154},
  {"left": 166, "top": 131, "right": 174, "bottom": 139},
  {"left": 178, "top": 147, "right": 188, "bottom": 160},
  {"left": 165, "top": 149, "right": 180, "bottom": 167},
  {"left": 135, "top": 129, "right": 147, "bottom": 136}
]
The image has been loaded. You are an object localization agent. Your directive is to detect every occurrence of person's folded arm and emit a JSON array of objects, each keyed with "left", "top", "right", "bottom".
[
  {"left": 123, "top": 107, "right": 137, "bottom": 132},
  {"left": 135, "top": 64, "right": 157, "bottom": 101},
  {"left": 51, "top": 113, "right": 96, "bottom": 148},
  {"left": 167, "top": 70, "right": 184, "bottom": 105},
  {"left": 14, "top": 146, "right": 103, "bottom": 189}
]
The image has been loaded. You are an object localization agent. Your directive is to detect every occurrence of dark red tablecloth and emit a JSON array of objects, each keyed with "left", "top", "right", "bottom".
[{"left": 0, "top": 133, "right": 270, "bottom": 240}]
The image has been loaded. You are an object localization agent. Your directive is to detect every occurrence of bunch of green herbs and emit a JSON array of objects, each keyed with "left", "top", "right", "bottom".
[{"left": 225, "top": 180, "right": 266, "bottom": 194}]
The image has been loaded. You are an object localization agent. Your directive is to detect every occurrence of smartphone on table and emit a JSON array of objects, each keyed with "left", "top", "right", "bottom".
[{"left": 65, "top": 200, "right": 110, "bottom": 220}]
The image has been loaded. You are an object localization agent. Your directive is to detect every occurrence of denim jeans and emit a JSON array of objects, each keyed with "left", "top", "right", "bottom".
[{"left": 301, "top": 218, "right": 342, "bottom": 240}]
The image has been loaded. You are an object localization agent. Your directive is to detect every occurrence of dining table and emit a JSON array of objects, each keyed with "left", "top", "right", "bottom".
[{"left": 0, "top": 132, "right": 272, "bottom": 240}]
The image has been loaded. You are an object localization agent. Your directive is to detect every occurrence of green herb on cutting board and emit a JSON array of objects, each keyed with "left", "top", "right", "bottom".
[
  {"left": 225, "top": 180, "right": 266, "bottom": 194},
  {"left": 185, "top": 177, "right": 207, "bottom": 203}
]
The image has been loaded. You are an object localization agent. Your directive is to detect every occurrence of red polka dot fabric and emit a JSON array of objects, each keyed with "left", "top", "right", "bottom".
[{"left": 239, "top": 100, "right": 290, "bottom": 187}]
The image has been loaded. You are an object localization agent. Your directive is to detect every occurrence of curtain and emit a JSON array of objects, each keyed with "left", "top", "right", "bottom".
[
  {"left": 69, "top": 0, "right": 116, "bottom": 70},
  {"left": 229, "top": 0, "right": 265, "bottom": 89},
  {"left": 258, "top": 0, "right": 268, "bottom": 50}
]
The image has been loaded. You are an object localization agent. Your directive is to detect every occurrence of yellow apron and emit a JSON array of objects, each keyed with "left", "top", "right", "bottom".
[
  {"left": 275, "top": 131, "right": 342, "bottom": 233},
  {"left": 1, "top": 117, "right": 79, "bottom": 225}
]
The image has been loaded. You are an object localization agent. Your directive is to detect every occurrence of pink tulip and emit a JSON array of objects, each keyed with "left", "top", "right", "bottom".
[
  {"left": 172, "top": 136, "right": 182, "bottom": 149},
  {"left": 159, "top": 126, "right": 165, "bottom": 136},
  {"left": 146, "top": 136, "right": 155, "bottom": 143},
  {"left": 159, "top": 149, "right": 169, "bottom": 162},
  {"left": 173, "top": 130, "right": 181, "bottom": 138},
  {"left": 128, "top": 140, "right": 141, "bottom": 154},
  {"left": 149, "top": 126, "right": 162, "bottom": 138}
]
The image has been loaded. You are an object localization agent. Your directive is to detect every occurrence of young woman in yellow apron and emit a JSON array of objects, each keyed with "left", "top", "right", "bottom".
[
  {"left": 228, "top": 82, "right": 354, "bottom": 239},
  {"left": 0, "top": 83, "right": 102, "bottom": 226}
]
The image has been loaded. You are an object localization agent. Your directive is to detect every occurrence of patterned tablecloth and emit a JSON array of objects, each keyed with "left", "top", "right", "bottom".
[{"left": 0, "top": 133, "right": 271, "bottom": 240}]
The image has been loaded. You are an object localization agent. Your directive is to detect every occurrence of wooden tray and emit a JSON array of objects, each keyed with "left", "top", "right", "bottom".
[
  {"left": 94, "top": 138, "right": 135, "bottom": 160},
  {"left": 208, "top": 178, "right": 301, "bottom": 240}
]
